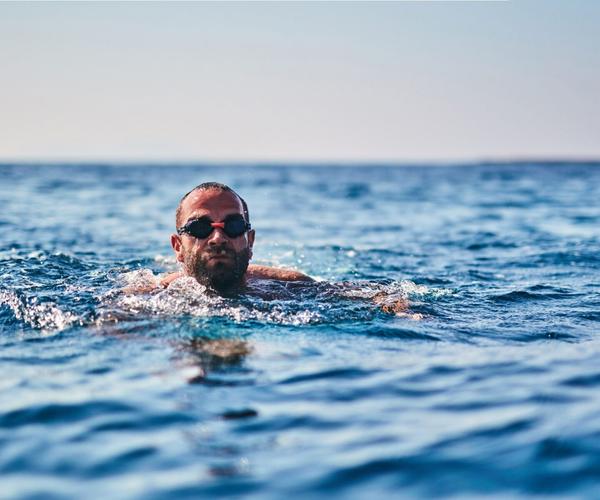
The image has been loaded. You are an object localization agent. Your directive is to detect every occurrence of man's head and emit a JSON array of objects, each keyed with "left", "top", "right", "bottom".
[{"left": 171, "top": 183, "right": 255, "bottom": 292}]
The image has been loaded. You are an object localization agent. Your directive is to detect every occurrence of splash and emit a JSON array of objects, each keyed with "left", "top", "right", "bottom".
[
  {"left": 337, "top": 279, "right": 453, "bottom": 301},
  {"left": 101, "top": 272, "right": 323, "bottom": 326},
  {"left": 0, "top": 290, "right": 79, "bottom": 332},
  {"left": 100, "top": 270, "right": 452, "bottom": 326}
]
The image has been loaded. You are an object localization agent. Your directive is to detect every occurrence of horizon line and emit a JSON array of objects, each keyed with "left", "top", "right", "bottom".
[{"left": 1, "top": 156, "right": 600, "bottom": 167}]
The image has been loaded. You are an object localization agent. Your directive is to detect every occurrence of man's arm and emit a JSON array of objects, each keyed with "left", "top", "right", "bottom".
[
  {"left": 372, "top": 291, "right": 423, "bottom": 319},
  {"left": 247, "top": 265, "right": 314, "bottom": 282},
  {"left": 159, "top": 271, "right": 183, "bottom": 288}
]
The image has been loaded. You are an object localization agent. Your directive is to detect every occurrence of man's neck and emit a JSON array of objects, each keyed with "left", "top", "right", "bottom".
[{"left": 193, "top": 273, "right": 247, "bottom": 296}]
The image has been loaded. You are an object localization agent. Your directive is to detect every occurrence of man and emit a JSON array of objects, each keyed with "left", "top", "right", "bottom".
[
  {"left": 159, "top": 182, "right": 414, "bottom": 317},
  {"left": 161, "top": 182, "right": 312, "bottom": 292}
]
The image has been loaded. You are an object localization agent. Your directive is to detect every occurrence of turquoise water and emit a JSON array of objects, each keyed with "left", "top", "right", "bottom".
[{"left": 2, "top": 163, "right": 600, "bottom": 498}]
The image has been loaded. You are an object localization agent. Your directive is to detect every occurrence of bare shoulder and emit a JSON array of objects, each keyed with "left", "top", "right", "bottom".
[
  {"left": 248, "top": 264, "right": 314, "bottom": 282},
  {"left": 159, "top": 271, "right": 183, "bottom": 288},
  {"left": 158, "top": 266, "right": 312, "bottom": 289}
]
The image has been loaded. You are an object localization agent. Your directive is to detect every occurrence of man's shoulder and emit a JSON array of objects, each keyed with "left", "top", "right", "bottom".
[
  {"left": 158, "top": 265, "right": 313, "bottom": 289},
  {"left": 247, "top": 265, "right": 314, "bottom": 282}
]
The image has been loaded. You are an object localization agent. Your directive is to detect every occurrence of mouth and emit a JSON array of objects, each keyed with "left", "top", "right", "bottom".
[{"left": 207, "top": 249, "right": 233, "bottom": 261}]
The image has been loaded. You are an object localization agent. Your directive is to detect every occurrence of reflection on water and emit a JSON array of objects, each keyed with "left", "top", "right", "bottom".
[{"left": 173, "top": 337, "right": 253, "bottom": 383}]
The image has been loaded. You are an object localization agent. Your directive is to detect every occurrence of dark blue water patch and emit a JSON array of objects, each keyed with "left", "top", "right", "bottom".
[
  {"left": 535, "top": 437, "right": 587, "bottom": 460},
  {"left": 466, "top": 240, "right": 519, "bottom": 251},
  {"left": 307, "top": 455, "right": 515, "bottom": 497},
  {"left": 220, "top": 408, "right": 259, "bottom": 420},
  {"left": 343, "top": 182, "right": 371, "bottom": 199},
  {"left": 491, "top": 290, "right": 574, "bottom": 303},
  {"left": 87, "top": 412, "right": 196, "bottom": 433},
  {"left": 191, "top": 374, "right": 258, "bottom": 388},
  {"left": 279, "top": 367, "right": 374, "bottom": 385},
  {"left": 0, "top": 401, "right": 138, "bottom": 428},
  {"left": 234, "top": 413, "right": 344, "bottom": 435},
  {"left": 413, "top": 276, "right": 454, "bottom": 286},
  {"left": 371, "top": 324, "right": 442, "bottom": 341},
  {"left": 561, "top": 372, "right": 600, "bottom": 388},
  {"left": 488, "top": 281, "right": 585, "bottom": 303},
  {"left": 82, "top": 446, "right": 160, "bottom": 478},
  {"left": 332, "top": 323, "right": 441, "bottom": 342},
  {"left": 571, "top": 214, "right": 600, "bottom": 224}
]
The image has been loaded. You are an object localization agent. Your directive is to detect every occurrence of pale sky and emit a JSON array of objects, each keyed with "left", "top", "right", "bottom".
[{"left": 1, "top": 1, "right": 598, "bottom": 163}]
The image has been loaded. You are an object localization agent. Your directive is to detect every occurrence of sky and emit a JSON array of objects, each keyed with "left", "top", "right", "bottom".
[{"left": 0, "top": 1, "right": 598, "bottom": 163}]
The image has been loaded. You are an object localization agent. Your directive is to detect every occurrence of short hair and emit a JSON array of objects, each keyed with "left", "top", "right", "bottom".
[{"left": 175, "top": 182, "right": 250, "bottom": 228}]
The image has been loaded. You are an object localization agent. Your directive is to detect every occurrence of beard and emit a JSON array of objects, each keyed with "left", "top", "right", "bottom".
[{"left": 183, "top": 246, "right": 251, "bottom": 293}]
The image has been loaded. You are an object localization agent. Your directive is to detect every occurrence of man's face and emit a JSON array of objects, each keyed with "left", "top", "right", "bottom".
[{"left": 171, "top": 189, "right": 255, "bottom": 291}]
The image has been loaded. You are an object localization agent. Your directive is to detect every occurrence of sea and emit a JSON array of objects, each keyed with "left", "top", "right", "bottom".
[{"left": 1, "top": 162, "right": 600, "bottom": 499}]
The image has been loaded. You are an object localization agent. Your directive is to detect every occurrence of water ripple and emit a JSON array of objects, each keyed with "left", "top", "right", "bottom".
[{"left": 3, "top": 164, "right": 600, "bottom": 498}]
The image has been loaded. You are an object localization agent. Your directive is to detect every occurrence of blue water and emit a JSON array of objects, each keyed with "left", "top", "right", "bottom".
[{"left": 2, "top": 163, "right": 600, "bottom": 499}]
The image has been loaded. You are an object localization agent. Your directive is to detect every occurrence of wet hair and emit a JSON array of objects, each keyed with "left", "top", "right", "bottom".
[{"left": 175, "top": 182, "right": 250, "bottom": 228}]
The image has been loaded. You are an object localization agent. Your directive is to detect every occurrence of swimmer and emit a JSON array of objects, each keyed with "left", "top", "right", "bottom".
[
  {"left": 132, "top": 182, "right": 416, "bottom": 317},
  {"left": 162, "top": 182, "right": 312, "bottom": 291}
]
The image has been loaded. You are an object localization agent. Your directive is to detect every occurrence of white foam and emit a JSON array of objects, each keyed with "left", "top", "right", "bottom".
[
  {"left": 101, "top": 271, "right": 447, "bottom": 326},
  {"left": 0, "top": 290, "right": 78, "bottom": 332},
  {"left": 104, "top": 274, "right": 321, "bottom": 326},
  {"left": 335, "top": 280, "right": 452, "bottom": 315}
]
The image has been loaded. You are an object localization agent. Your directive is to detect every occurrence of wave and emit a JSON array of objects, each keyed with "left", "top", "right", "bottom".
[{"left": 0, "top": 290, "right": 79, "bottom": 332}]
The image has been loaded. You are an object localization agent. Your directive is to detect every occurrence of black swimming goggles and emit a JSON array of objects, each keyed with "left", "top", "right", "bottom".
[{"left": 177, "top": 214, "right": 251, "bottom": 239}]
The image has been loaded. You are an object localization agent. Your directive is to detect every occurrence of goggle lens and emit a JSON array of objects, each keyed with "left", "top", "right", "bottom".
[{"left": 179, "top": 215, "right": 249, "bottom": 239}]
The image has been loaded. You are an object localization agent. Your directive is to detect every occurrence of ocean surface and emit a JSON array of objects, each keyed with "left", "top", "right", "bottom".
[{"left": 1, "top": 162, "right": 600, "bottom": 499}]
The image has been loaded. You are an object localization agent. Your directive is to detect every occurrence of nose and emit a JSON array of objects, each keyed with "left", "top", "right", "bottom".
[{"left": 207, "top": 226, "right": 228, "bottom": 245}]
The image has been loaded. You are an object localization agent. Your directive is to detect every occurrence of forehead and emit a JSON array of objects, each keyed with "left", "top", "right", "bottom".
[{"left": 179, "top": 189, "right": 243, "bottom": 222}]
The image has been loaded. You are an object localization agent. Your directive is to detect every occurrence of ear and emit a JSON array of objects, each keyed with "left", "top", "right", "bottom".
[
  {"left": 247, "top": 229, "right": 255, "bottom": 260},
  {"left": 170, "top": 233, "right": 185, "bottom": 263}
]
